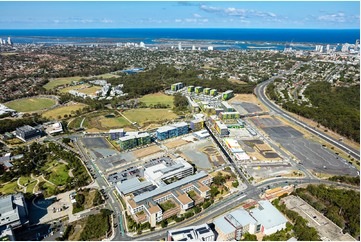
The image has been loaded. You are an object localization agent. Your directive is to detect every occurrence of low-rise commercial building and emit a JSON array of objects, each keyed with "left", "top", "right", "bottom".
[
  {"left": 109, "top": 129, "right": 125, "bottom": 140},
  {"left": 210, "top": 89, "right": 217, "bottom": 96},
  {"left": 193, "top": 129, "right": 210, "bottom": 139},
  {"left": 214, "top": 200, "right": 288, "bottom": 240},
  {"left": 171, "top": 82, "right": 183, "bottom": 91},
  {"left": 219, "top": 112, "right": 241, "bottom": 120},
  {"left": 119, "top": 132, "right": 151, "bottom": 150},
  {"left": 156, "top": 122, "right": 189, "bottom": 141},
  {"left": 186, "top": 96, "right": 200, "bottom": 113},
  {"left": 195, "top": 86, "right": 203, "bottom": 94},
  {"left": 221, "top": 101, "right": 235, "bottom": 112},
  {"left": 203, "top": 88, "right": 211, "bottom": 95},
  {"left": 187, "top": 86, "right": 194, "bottom": 93},
  {"left": 15, "top": 125, "right": 42, "bottom": 142},
  {"left": 222, "top": 90, "right": 234, "bottom": 101},
  {"left": 144, "top": 157, "right": 194, "bottom": 186},
  {"left": 190, "top": 119, "right": 204, "bottom": 131},
  {"left": 215, "top": 121, "right": 229, "bottom": 136},
  {"left": 43, "top": 122, "right": 63, "bottom": 135},
  {"left": 250, "top": 200, "right": 287, "bottom": 235},
  {"left": 167, "top": 224, "right": 215, "bottom": 241},
  {"left": 214, "top": 209, "right": 257, "bottom": 241}
]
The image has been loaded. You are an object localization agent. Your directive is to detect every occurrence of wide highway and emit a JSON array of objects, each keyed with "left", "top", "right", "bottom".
[{"left": 255, "top": 76, "right": 360, "bottom": 161}]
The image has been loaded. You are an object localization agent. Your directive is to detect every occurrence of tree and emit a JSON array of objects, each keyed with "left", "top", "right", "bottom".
[
  {"left": 242, "top": 233, "right": 257, "bottom": 241},
  {"left": 161, "top": 220, "right": 168, "bottom": 228}
]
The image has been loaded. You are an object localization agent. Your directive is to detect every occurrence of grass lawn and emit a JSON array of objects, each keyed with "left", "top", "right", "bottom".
[
  {"left": 43, "top": 76, "right": 84, "bottom": 90},
  {"left": 69, "top": 117, "right": 89, "bottom": 129},
  {"left": 59, "top": 84, "right": 87, "bottom": 93},
  {"left": 159, "top": 200, "right": 176, "bottom": 211},
  {"left": 38, "top": 176, "right": 58, "bottom": 197},
  {"left": 5, "top": 98, "right": 56, "bottom": 112},
  {"left": 26, "top": 180, "right": 38, "bottom": 193},
  {"left": 122, "top": 108, "right": 178, "bottom": 126},
  {"left": 48, "top": 163, "right": 70, "bottom": 186},
  {"left": 78, "top": 86, "right": 101, "bottom": 95},
  {"left": 139, "top": 93, "right": 174, "bottom": 108},
  {"left": 42, "top": 103, "right": 88, "bottom": 119},
  {"left": 98, "top": 116, "right": 130, "bottom": 128},
  {"left": 0, "top": 181, "right": 19, "bottom": 194},
  {"left": 19, "top": 176, "right": 32, "bottom": 186}
]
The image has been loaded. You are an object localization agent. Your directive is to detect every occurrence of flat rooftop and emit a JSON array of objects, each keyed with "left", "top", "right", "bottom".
[{"left": 133, "top": 171, "right": 208, "bottom": 204}]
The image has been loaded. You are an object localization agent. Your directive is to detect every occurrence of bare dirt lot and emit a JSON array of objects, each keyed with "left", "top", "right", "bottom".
[
  {"left": 164, "top": 139, "right": 190, "bottom": 149},
  {"left": 133, "top": 145, "right": 162, "bottom": 159}
]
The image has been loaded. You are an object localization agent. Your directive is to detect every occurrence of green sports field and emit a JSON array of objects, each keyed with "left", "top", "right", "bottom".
[
  {"left": 139, "top": 93, "right": 174, "bottom": 108},
  {"left": 42, "top": 103, "right": 88, "bottom": 119},
  {"left": 43, "top": 76, "right": 84, "bottom": 90},
  {"left": 5, "top": 98, "right": 56, "bottom": 112},
  {"left": 123, "top": 108, "right": 178, "bottom": 126}
]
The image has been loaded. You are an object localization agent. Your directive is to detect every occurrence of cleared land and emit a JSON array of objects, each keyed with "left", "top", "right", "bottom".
[
  {"left": 164, "top": 139, "right": 189, "bottom": 149},
  {"left": 5, "top": 98, "right": 56, "bottom": 112},
  {"left": 42, "top": 103, "right": 88, "bottom": 119},
  {"left": 133, "top": 145, "right": 162, "bottom": 159},
  {"left": 139, "top": 93, "right": 174, "bottom": 108},
  {"left": 43, "top": 76, "right": 84, "bottom": 90},
  {"left": 228, "top": 78, "right": 248, "bottom": 84},
  {"left": 123, "top": 108, "right": 178, "bottom": 126}
]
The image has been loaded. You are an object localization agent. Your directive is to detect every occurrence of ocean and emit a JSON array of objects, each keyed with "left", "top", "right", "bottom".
[{"left": 0, "top": 28, "right": 359, "bottom": 49}]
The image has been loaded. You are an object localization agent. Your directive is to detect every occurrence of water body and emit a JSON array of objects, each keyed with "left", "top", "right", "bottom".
[{"left": 0, "top": 28, "right": 359, "bottom": 47}]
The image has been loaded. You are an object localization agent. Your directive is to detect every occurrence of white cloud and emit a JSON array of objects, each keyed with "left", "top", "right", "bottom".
[
  {"left": 100, "top": 19, "right": 113, "bottom": 23},
  {"left": 193, "top": 13, "right": 202, "bottom": 18},
  {"left": 316, "top": 12, "right": 359, "bottom": 23},
  {"left": 200, "top": 4, "right": 278, "bottom": 19},
  {"left": 175, "top": 17, "right": 209, "bottom": 24},
  {"left": 50, "top": 17, "right": 114, "bottom": 24}
]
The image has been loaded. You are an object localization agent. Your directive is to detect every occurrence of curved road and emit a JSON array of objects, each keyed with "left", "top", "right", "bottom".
[{"left": 255, "top": 77, "right": 360, "bottom": 161}]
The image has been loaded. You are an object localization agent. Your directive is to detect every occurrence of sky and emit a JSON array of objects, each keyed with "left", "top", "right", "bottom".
[{"left": 0, "top": 1, "right": 359, "bottom": 29}]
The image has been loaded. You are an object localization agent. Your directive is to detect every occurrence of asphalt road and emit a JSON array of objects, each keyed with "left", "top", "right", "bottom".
[
  {"left": 73, "top": 138, "right": 130, "bottom": 241},
  {"left": 255, "top": 76, "right": 360, "bottom": 162}
]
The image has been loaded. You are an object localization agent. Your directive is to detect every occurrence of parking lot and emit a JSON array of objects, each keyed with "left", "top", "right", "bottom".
[
  {"left": 263, "top": 125, "right": 357, "bottom": 176},
  {"left": 232, "top": 102, "right": 262, "bottom": 114},
  {"left": 282, "top": 195, "right": 356, "bottom": 241},
  {"left": 82, "top": 137, "right": 111, "bottom": 149},
  {"left": 251, "top": 117, "right": 358, "bottom": 176}
]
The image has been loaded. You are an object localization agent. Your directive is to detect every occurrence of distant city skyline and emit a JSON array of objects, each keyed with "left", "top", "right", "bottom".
[{"left": 0, "top": 1, "right": 359, "bottom": 29}]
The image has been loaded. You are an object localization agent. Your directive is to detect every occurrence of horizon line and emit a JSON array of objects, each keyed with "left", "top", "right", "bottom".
[{"left": 0, "top": 27, "right": 360, "bottom": 30}]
